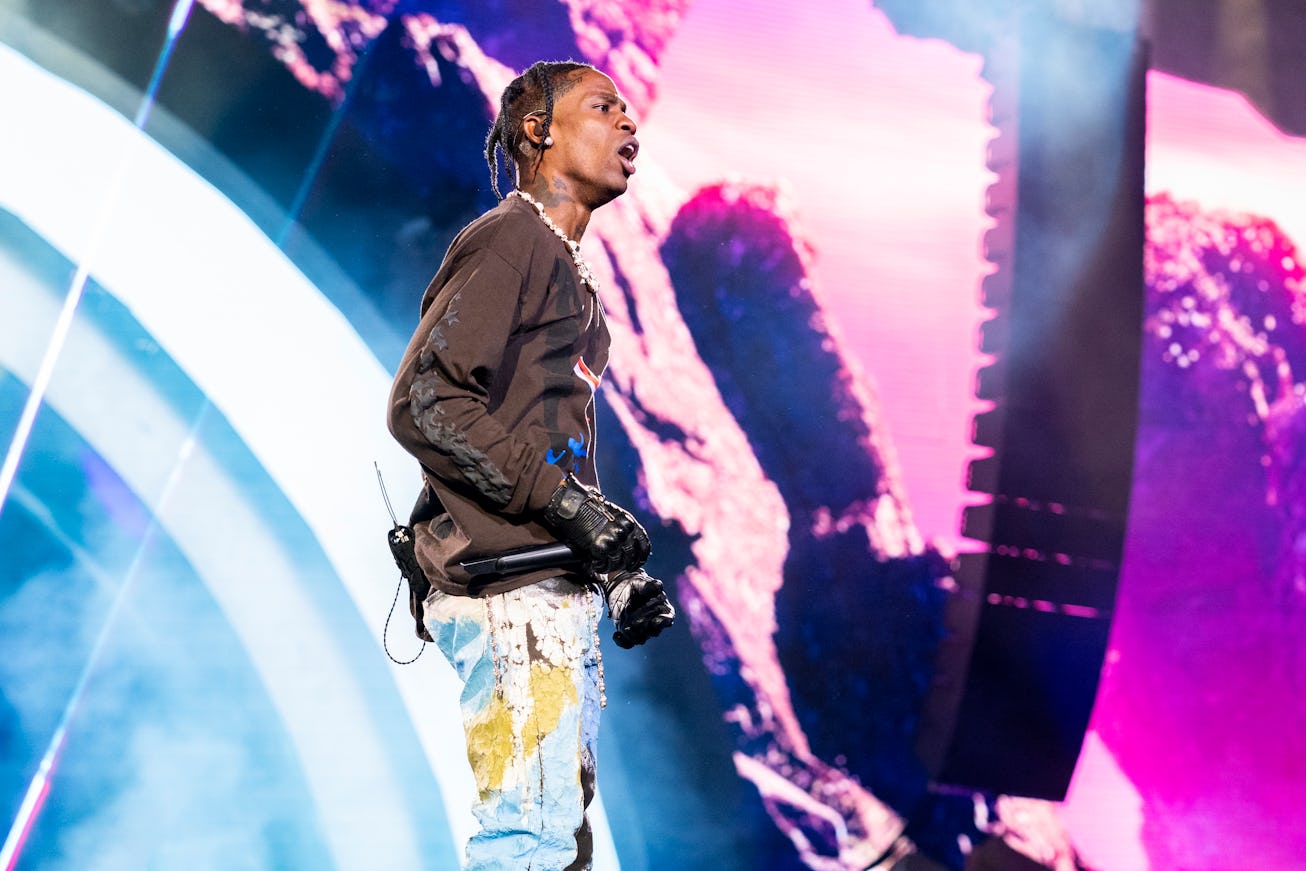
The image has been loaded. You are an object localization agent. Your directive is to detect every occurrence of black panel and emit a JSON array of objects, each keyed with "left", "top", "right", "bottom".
[{"left": 917, "top": 16, "right": 1146, "bottom": 801}]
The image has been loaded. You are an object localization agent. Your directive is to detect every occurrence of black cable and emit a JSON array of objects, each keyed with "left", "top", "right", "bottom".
[{"left": 382, "top": 572, "right": 424, "bottom": 665}]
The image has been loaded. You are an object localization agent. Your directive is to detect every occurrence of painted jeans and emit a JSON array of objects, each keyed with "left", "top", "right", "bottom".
[{"left": 424, "top": 577, "right": 604, "bottom": 871}]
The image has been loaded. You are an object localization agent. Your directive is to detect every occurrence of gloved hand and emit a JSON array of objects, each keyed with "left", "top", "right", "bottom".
[
  {"left": 598, "top": 569, "right": 676, "bottom": 648},
  {"left": 542, "top": 474, "right": 651, "bottom": 574}
]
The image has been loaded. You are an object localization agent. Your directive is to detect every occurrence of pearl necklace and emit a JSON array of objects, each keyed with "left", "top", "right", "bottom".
[{"left": 510, "top": 189, "right": 600, "bottom": 293}]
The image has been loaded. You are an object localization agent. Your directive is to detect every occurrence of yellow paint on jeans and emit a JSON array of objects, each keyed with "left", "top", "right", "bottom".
[
  {"left": 465, "top": 662, "right": 579, "bottom": 797},
  {"left": 523, "top": 662, "right": 578, "bottom": 757},
  {"left": 467, "top": 694, "right": 515, "bottom": 797}
]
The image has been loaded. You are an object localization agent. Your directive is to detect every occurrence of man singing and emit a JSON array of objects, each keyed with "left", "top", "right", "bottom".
[{"left": 387, "top": 60, "right": 675, "bottom": 870}]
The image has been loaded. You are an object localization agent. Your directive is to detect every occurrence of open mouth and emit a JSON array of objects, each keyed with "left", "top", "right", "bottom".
[{"left": 618, "top": 140, "right": 639, "bottom": 175}]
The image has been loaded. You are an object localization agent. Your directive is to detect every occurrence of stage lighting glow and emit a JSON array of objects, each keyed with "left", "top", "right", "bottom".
[{"left": 1146, "top": 72, "right": 1306, "bottom": 246}]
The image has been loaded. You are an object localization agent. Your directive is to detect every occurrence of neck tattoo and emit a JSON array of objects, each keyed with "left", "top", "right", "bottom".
[{"left": 510, "top": 189, "right": 600, "bottom": 293}]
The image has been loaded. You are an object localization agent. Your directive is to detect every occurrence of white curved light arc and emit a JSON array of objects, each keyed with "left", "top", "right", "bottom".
[{"left": 1, "top": 225, "right": 441, "bottom": 870}]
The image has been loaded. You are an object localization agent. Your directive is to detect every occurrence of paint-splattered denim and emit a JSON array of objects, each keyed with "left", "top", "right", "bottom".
[{"left": 424, "top": 577, "right": 603, "bottom": 871}]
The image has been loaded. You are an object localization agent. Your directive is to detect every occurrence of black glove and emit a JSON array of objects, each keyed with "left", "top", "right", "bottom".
[
  {"left": 542, "top": 474, "right": 651, "bottom": 574},
  {"left": 598, "top": 569, "right": 676, "bottom": 649}
]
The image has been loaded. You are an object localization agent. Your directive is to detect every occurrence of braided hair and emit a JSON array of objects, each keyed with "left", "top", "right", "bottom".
[{"left": 484, "top": 60, "right": 596, "bottom": 199}]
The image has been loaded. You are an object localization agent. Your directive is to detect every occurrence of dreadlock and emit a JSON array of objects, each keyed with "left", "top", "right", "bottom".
[{"left": 484, "top": 60, "right": 596, "bottom": 200}]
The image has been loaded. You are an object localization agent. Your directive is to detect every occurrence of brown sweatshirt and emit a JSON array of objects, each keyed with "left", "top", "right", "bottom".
[{"left": 387, "top": 195, "right": 610, "bottom": 596}]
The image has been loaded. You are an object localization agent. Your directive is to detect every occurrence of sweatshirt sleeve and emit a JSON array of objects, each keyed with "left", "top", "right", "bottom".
[{"left": 387, "top": 244, "right": 562, "bottom": 516}]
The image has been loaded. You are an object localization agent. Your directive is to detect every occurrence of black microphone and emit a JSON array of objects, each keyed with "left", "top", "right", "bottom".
[{"left": 460, "top": 543, "right": 581, "bottom": 577}]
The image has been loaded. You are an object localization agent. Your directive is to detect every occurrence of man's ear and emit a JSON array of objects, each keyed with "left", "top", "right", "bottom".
[{"left": 521, "top": 114, "right": 547, "bottom": 150}]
